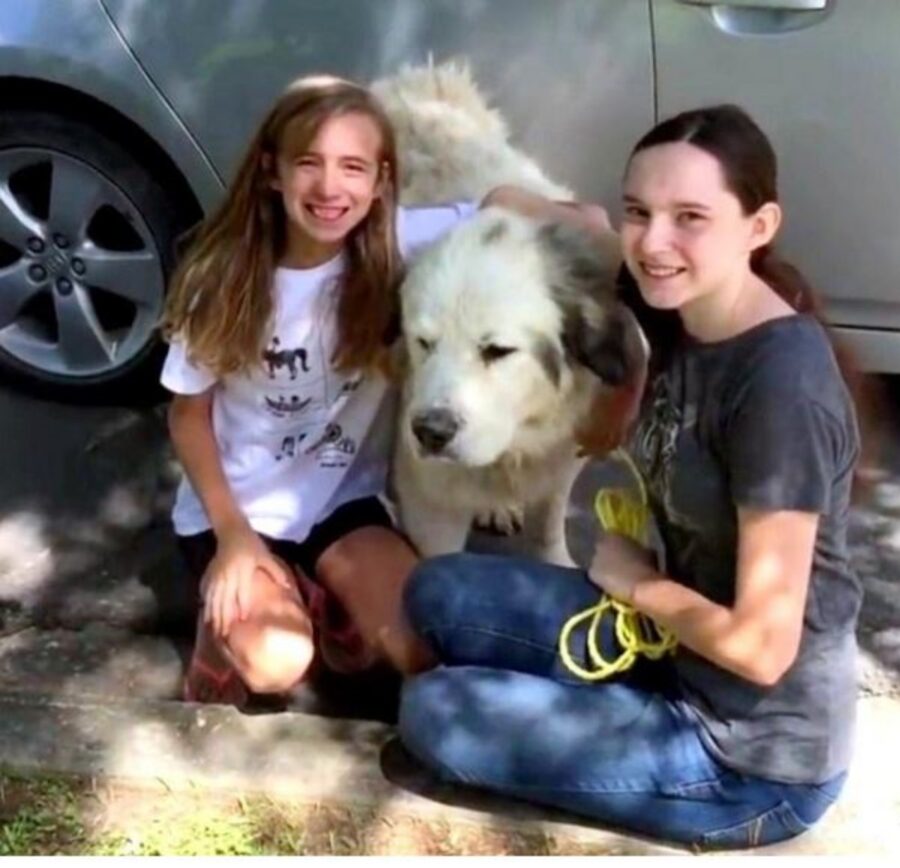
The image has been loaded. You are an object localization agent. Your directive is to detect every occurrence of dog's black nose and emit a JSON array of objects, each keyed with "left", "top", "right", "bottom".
[{"left": 411, "top": 409, "right": 460, "bottom": 454}]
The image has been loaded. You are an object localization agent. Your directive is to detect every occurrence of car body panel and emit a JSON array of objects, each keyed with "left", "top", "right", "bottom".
[
  {"left": 655, "top": 0, "right": 900, "bottom": 366},
  {"left": 0, "top": 0, "right": 222, "bottom": 208},
  {"left": 101, "top": 0, "right": 654, "bottom": 207},
  {"left": 2, "top": 0, "right": 899, "bottom": 373}
]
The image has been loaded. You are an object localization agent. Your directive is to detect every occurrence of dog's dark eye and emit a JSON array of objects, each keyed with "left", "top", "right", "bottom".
[
  {"left": 416, "top": 337, "right": 435, "bottom": 353},
  {"left": 480, "top": 344, "right": 516, "bottom": 364}
]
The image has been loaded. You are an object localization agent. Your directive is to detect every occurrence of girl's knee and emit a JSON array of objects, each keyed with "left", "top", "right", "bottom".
[
  {"left": 230, "top": 624, "right": 315, "bottom": 694},
  {"left": 399, "top": 669, "right": 493, "bottom": 787},
  {"left": 398, "top": 672, "right": 453, "bottom": 767},
  {"left": 316, "top": 526, "right": 415, "bottom": 594}
]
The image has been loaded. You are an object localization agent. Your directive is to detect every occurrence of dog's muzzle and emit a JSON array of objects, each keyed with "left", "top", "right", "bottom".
[{"left": 411, "top": 408, "right": 461, "bottom": 455}]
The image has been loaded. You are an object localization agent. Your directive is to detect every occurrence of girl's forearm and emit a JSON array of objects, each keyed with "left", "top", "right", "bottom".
[
  {"left": 632, "top": 574, "right": 785, "bottom": 686},
  {"left": 168, "top": 399, "right": 248, "bottom": 538},
  {"left": 481, "top": 185, "right": 612, "bottom": 238}
]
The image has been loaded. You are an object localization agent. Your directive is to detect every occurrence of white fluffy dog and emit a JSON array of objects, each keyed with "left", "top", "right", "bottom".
[{"left": 372, "top": 64, "right": 646, "bottom": 564}]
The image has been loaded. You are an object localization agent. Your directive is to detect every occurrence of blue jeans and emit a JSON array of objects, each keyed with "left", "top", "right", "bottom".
[{"left": 398, "top": 553, "right": 845, "bottom": 850}]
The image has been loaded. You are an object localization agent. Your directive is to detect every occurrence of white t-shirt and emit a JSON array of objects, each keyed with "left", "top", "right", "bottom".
[{"left": 161, "top": 202, "right": 477, "bottom": 542}]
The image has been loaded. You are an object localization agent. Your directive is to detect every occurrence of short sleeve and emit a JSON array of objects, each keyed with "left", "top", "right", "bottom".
[
  {"left": 396, "top": 202, "right": 478, "bottom": 260},
  {"left": 725, "top": 380, "right": 839, "bottom": 514},
  {"left": 160, "top": 336, "right": 217, "bottom": 395}
]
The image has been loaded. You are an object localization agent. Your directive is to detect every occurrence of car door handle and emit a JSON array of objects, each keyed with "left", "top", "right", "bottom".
[{"left": 679, "top": 0, "right": 826, "bottom": 9}]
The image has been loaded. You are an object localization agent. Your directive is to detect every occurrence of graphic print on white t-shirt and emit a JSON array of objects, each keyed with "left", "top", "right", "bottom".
[
  {"left": 264, "top": 393, "right": 314, "bottom": 417},
  {"left": 261, "top": 336, "right": 312, "bottom": 380},
  {"left": 275, "top": 432, "right": 306, "bottom": 461},
  {"left": 301, "top": 421, "right": 358, "bottom": 468},
  {"left": 258, "top": 313, "right": 363, "bottom": 469}
]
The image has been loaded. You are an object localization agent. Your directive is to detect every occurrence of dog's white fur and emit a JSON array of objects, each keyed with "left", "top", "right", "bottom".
[
  {"left": 372, "top": 62, "right": 573, "bottom": 205},
  {"left": 373, "top": 63, "right": 642, "bottom": 564}
]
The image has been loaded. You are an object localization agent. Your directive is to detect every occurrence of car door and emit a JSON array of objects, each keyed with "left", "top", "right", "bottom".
[
  {"left": 102, "top": 0, "right": 654, "bottom": 206},
  {"left": 653, "top": 0, "right": 900, "bottom": 368}
]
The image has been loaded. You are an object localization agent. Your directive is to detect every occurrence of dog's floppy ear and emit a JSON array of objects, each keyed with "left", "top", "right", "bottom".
[
  {"left": 537, "top": 222, "right": 648, "bottom": 387},
  {"left": 562, "top": 303, "right": 644, "bottom": 386}
]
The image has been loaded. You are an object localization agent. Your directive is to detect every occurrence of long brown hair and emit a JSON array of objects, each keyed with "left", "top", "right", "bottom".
[
  {"left": 162, "top": 75, "right": 402, "bottom": 376},
  {"left": 618, "top": 104, "right": 877, "bottom": 485}
]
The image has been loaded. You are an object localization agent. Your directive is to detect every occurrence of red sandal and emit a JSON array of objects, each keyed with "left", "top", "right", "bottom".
[{"left": 182, "top": 617, "right": 249, "bottom": 708}]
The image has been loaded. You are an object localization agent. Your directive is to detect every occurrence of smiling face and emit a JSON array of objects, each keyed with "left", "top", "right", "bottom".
[
  {"left": 271, "top": 111, "right": 384, "bottom": 266},
  {"left": 620, "top": 141, "right": 773, "bottom": 316}
]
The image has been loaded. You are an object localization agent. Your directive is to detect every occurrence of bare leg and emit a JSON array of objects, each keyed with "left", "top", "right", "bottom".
[{"left": 314, "top": 527, "right": 436, "bottom": 675}]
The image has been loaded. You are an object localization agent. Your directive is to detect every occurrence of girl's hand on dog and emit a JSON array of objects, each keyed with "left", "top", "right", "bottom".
[
  {"left": 567, "top": 202, "right": 614, "bottom": 237},
  {"left": 588, "top": 532, "right": 657, "bottom": 605},
  {"left": 202, "top": 523, "right": 296, "bottom": 637},
  {"left": 552, "top": 200, "right": 615, "bottom": 241}
]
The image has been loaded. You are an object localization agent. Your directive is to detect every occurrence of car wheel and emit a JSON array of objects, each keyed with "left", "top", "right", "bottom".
[{"left": 0, "top": 109, "right": 187, "bottom": 401}]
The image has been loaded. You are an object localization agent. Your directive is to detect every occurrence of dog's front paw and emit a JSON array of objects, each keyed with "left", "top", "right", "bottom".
[{"left": 472, "top": 506, "right": 524, "bottom": 537}]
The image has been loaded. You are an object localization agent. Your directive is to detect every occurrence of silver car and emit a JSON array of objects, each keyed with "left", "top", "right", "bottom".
[{"left": 0, "top": 0, "right": 894, "bottom": 397}]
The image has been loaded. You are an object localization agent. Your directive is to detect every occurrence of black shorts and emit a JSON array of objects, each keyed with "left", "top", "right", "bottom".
[{"left": 177, "top": 496, "right": 394, "bottom": 590}]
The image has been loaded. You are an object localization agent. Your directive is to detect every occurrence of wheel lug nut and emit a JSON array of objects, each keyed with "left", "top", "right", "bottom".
[
  {"left": 71, "top": 258, "right": 85, "bottom": 276},
  {"left": 28, "top": 264, "right": 47, "bottom": 282},
  {"left": 27, "top": 237, "right": 45, "bottom": 254},
  {"left": 56, "top": 277, "right": 73, "bottom": 295},
  {"left": 53, "top": 233, "right": 70, "bottom": 249}
]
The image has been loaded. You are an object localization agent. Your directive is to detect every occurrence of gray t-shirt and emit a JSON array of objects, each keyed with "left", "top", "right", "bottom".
[{"left": 630, "top": 314, "right": 861, "bottom": 784}]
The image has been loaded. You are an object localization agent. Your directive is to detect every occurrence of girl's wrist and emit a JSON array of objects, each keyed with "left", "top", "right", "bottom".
[
  {"left": 628, "top": 564, "right": 660, "bottom": 610},
  {"left": 212, "top": 512, "right": 253, "bottom": 541}
]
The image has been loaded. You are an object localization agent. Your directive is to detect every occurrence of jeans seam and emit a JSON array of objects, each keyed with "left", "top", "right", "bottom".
[
  {"left": 420, "top": 622, "right": 562, "bottom": 658},
  {"left": 664, "top": 774, "right": 727, "bottom": 796},
  {"left": 413, "top": 753, "right": 720, "bottom": 798},
  {"left": 699, "top": 799, "right": 808, "bottom": 848},
  {"left": 496, "top": 779, "right": 691, "bottom": 796}
]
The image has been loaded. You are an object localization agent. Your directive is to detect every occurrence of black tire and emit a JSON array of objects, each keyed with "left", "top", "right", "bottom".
[{"left": 0, "top": 109, "right": 188, "bottom": 403}]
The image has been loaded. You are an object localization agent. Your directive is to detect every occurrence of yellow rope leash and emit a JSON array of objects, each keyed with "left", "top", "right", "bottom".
[{"left": 558, "top": 449, "right": 677, "bottom": 681}]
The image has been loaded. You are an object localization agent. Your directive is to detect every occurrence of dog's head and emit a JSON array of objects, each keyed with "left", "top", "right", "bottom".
[{"left": 400, "top": 208, "right": 647, "bottom": 466}]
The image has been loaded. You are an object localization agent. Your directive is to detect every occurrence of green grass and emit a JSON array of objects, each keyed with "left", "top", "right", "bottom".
[
  {"left": 0, "top": 772, "right": 643, "bottom": 856},
  {"left": 92, "top": 809, "right": 262, "bottom": 857},
  {"left": 0, "top": 775, "right": 276, "bottom": 856},
  {"left": 0, "top": 776, "right": 87, "bottom": 855}
]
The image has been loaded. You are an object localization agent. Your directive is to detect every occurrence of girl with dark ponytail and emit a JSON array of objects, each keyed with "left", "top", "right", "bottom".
[{"left": 398, "top": 105, "right": 862, "bottom": 850}]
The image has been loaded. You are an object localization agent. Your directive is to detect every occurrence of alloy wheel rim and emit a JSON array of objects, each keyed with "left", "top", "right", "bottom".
[{"left": 0, "top": 147, "right": 164, "bottom": 380}]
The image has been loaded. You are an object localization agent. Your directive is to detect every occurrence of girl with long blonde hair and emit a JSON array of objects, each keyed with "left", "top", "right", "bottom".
[
  {"left": 162, "top": 73, "right": 605, "bottom": 706},
  {"left": 162, "top": 74, "right": 480, "bottom": 705}
]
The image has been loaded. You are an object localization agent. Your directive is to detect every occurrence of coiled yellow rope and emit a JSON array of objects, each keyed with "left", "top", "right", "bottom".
[{"left": 558, "top": 449, "right": 677, "bottom": 681}]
